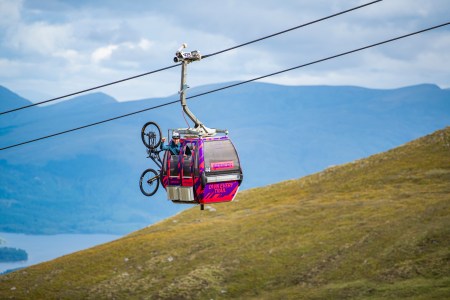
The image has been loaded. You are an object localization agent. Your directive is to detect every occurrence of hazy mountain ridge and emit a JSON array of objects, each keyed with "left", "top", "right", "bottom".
[
  {"left": 0, "top": 127, "right": 448, "bottom": 299},
  {"left": 0, "top": 87, "right": 31, "bottom": 111},
  {"left": 0, "top": 83, "right": 449, "bottom": 234}
]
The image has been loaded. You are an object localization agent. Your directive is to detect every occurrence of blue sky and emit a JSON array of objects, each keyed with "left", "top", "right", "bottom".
[{"left": 0, "top": 0, "right": 449, "bottom": 102}]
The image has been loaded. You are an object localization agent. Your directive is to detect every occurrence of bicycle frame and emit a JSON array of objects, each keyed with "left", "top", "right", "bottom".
[{"left": 147, "top": 148, "right": 163, "bottom": 170}]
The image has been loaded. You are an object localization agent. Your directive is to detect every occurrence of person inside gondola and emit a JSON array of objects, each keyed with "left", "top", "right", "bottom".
[{"left": 160, "top": 132, "right": 181, "bottom": 155}]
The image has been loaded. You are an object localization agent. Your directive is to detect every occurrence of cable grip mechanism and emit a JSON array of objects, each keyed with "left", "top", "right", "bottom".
[{"left": 173, "top": 43, "right": 202, "bottom": 63}]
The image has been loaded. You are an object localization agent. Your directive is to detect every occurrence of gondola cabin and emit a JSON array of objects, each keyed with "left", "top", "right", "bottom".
[
  {"left": 160, "top": 134, "right": 243, "bottom": 205},
  {"left": 139, "top": 44, "right": 244, "bottom": 209}
]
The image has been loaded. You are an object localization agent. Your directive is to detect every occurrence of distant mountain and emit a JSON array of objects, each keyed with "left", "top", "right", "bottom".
[
  {"left": 1, "top": 127, "right": 449, "bottom": 299},
  {"left": 0, "top": 86, "right": 31, "bottom": 111},
  {"left": 0, "top": 83, "right": 449, "bottom": 234}
]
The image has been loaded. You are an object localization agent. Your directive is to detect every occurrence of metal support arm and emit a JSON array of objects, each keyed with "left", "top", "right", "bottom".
[{"left": 175, "top": 43, "right": 227, "bottom": 137}]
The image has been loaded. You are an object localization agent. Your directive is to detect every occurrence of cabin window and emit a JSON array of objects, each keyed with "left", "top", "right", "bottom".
[
  {"left": 183, "top": 141, "right": 196, "bottom": 177},
  {"left": 204, "top": 139, "right": 240, "bottom": 173},
  {"left": 169, "top": 154, "right": 179, "bottom": 177},
  {"left": 183, "top": 156, "right": 192, "bottom": 177},
  {"left": 161, "top": 151, "right": 169, "bottom": 177}
]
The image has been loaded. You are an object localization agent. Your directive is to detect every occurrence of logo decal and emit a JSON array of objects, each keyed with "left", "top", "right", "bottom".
[{"left": 211, "top": 161, "right": 234, "bottom": 171}]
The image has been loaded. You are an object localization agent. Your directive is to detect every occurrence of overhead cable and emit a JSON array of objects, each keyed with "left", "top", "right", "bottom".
[
  {"left": 0, "top": 0, "right": 382, "bottom": 116},
  {"left": 202, "top": 0, "right": 382, "bottom": 59},
  {"left": 0, "top": 64, "right": 180, "bottom": 116},
  {"left": 1, "top": 21, "right": 448, "bottom": 151},
  {"left": 191, "top": 22, "right": 450, "bottom": 99},
  {"left": 0, "top": 100, "right": 179, "bottom": 151}
]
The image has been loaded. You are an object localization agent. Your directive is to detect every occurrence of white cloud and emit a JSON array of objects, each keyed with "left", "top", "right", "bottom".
[
  {"left": 138, "top": 39, "right": 153, "bottom": 50},
  {"left": 90, "top": 38, "right": 156, "bottom": 69},
  {"left": 0, "top": 0, "right": 22, "bottom": 28},
  {"left": 91, "top": 44, "right": 119, "bottom": 63},
  {"left": 0, "top": 0, "right": 449, "bottom": 102},
  {"left": 8, "top": 21, "right": 73, "bottom": 56},
  {"left": 0, "top": 58, "right": 23, "bottom": 77}
]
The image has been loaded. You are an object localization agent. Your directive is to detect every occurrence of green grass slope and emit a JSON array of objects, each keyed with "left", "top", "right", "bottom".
[{"left": 1, "top": 127, "right": 449, "bottom": 299}]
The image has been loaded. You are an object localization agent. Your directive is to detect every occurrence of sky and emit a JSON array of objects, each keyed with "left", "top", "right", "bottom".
[{"left": 0, "top": 0, "right": 449, "bottom": 102}]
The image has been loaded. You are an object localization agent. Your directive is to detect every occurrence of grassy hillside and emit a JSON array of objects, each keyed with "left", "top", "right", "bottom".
[{"left": 1, "top": 127, "right": 449, "bottom": 299}]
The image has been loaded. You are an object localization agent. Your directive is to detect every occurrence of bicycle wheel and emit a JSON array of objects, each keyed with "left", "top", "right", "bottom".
[
  {"left": 139, "top": 168, "right": 160, "bottom": 196},
  {"left": 141, "top": 121, "right": 162, "bottom": 149}
]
